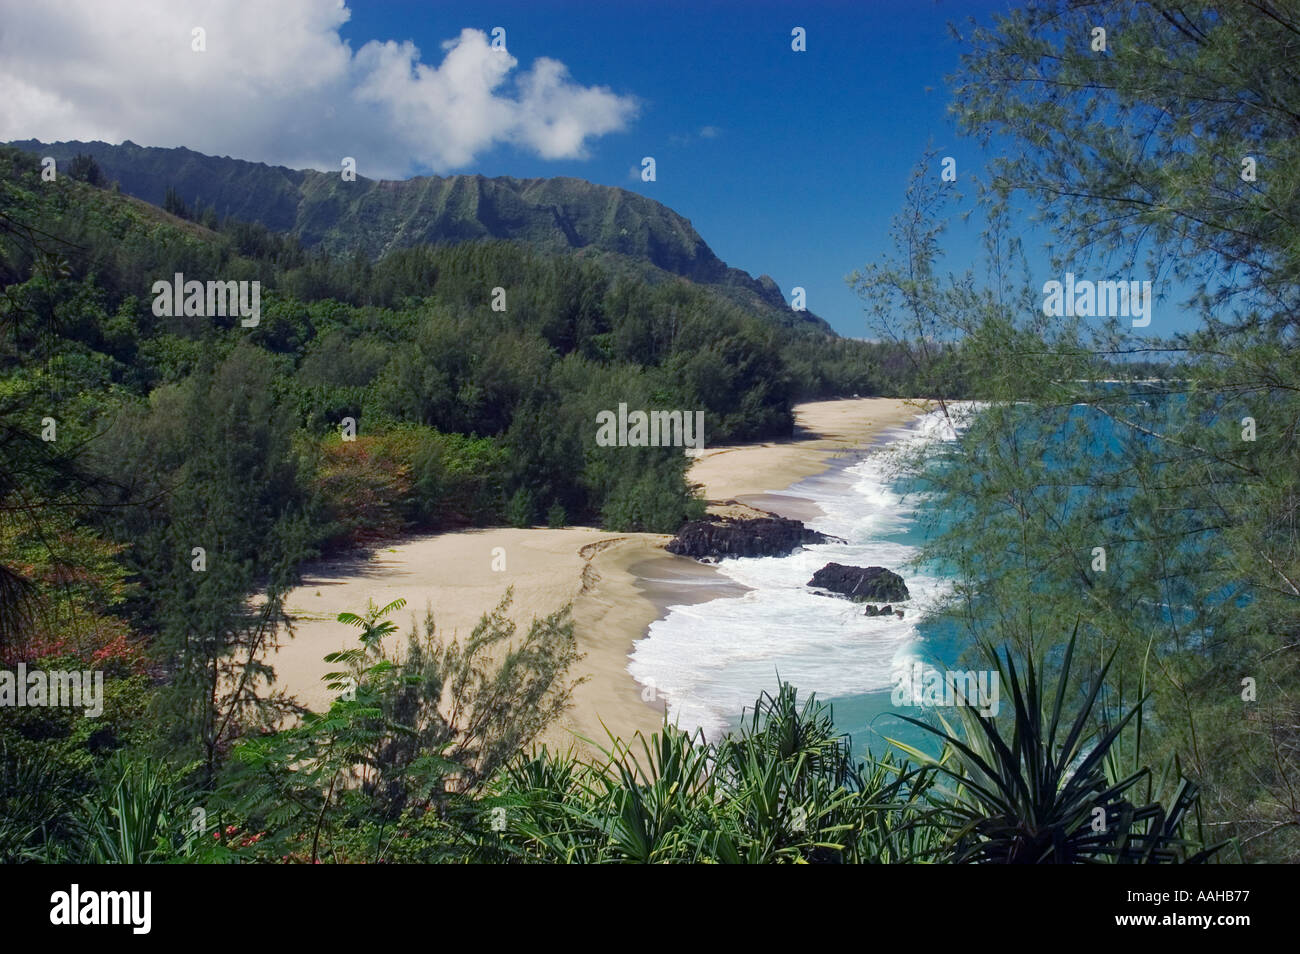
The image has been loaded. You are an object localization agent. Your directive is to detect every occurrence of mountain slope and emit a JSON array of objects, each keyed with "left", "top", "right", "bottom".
[{"left": 10, "top": 139, "right": 830, "bottom": 333}]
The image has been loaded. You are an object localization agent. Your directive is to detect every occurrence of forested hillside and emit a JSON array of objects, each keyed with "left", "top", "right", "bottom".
[
  {"left": 0, "top": 136, "right": 946, "bottom": 668},
  {"left": 10, "top": 0, "right": 1279, "bottom": 869},
  {"left": 0, "top": 136, "right": 978, "bottom": 863},
  {"left": 9, "top": 138, "right": 832, "bottom": 333}
]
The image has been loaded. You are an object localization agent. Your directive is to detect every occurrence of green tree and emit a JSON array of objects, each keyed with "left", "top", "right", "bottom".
[
  {"left": 68, "top": 153, "right": 104, "bottom": 187},
  {"left": 876, "top": 0, "right": 1300, "bottom": 860}
]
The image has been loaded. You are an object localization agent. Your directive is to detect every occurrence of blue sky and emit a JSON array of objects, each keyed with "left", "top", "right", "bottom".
[
  {"left": 0, "top": 0, "right": 1187, "bottom": 337},
  {"left": 334, "top": 0, "right": 1009, "bottom": 336}
]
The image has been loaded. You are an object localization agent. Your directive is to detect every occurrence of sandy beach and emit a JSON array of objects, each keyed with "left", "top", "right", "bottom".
[
  {"left": 691, "top": 397, "right": 928, "bottom": 520},
  {"left": 270, "top": 397, "right": 925, "bottom": 753}
]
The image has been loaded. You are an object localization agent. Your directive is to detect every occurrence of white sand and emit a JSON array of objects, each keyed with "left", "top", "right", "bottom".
[{"left": 267, "top": 397, "right": 926, "bottom": 751}]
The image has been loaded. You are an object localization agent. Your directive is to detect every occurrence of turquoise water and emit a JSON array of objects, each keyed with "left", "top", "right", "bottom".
[
  {"left": 813, "top": 422, "right": 970, "bottom": 762},
  {"left": 631, "top": 405, "right": 978, "bottom": 762},
  {"left": 823, "top": 391, "right": 1197, "bottom": 762}
]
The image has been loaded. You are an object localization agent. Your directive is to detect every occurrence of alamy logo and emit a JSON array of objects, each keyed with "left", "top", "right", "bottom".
[
  {"left": 595, "top": 403, "right": 705, "bottom": 449},
  {"left": 50, "top": 884, "right": 151, "bottom": 934},
  {"left": 151, "top": 272, "right": 261, "bottom": 327},
  {"left": 1041, "top": 272, "right": 1152, "bottom": 327},
  {"left": 0, "top": 664, "right": 103, "bottom": 717},
  {"left": 891, "top": 663, "right": 1000, "bottom": 717}
]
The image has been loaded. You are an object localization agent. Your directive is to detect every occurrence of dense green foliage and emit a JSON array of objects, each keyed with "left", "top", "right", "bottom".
[
  {"left": 6, "top": 0, "right": 1289, "bottom": 864},
  {"left": 10, "top": 138, "right": 833, "bottom": 332},
  {"left": 849, "top": 0, "right": 1300, "bottom": 862},
  {"left": 0, "top": 139, "right": 954, "bottom": 865},
  {"left": 1, "top": 601, "right": 1215, "bottom": 864},
  {"left": 0, "top": 143, "right": 799, "bottom": 540}
]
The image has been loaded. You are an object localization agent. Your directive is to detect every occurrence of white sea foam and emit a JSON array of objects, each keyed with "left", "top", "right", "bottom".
[{"left": 628, "top": 404, "right": 974, "bottom": 738}]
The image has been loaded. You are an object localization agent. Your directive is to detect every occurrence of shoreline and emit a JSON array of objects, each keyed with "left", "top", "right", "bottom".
[
  {"left": 269, "top": 397, "right": 928, "bottom": 753},
  {"left": 691, "top": 397, "right": 930, "bottom": 518},
  {"left": 542, "top": 538, "right": 746, "bottom": 752},
  {"left": 544, "top": 397, "right": 929, "bottom": 749}
]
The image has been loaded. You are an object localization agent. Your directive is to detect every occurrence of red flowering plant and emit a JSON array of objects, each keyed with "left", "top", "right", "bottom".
[{"left": 0, "top": 511, "right": 146, "bottom": 676}]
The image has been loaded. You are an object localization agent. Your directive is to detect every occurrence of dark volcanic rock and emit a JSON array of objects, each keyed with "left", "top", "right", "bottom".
[
  {"left": 863, "top": 605, "right": 904, "bottom": 618},
  {"left": 667, "top": 516, "right": 842, "bottom": 561},
  {"left": 808, "top": 564, "right": 909, "bottom": 603}
]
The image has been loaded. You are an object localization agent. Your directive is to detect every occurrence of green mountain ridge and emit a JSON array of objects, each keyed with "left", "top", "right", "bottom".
[{"left": 9, "top": 139, "right": 830, "bottom": 333}]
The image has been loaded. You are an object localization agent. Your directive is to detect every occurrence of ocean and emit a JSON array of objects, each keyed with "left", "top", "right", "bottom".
[{"left": 629, "top": 404, "right": 978, "bottom": 759}]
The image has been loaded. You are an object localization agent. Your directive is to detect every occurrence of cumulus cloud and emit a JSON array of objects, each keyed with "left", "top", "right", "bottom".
[{"left": 0, "top": 0, "right": 638, "bottom": 178}]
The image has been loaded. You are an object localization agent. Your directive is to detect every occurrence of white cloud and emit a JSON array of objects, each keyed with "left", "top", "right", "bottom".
[{"left": 0, "top": 0, "right": 638, "bottom": 178}]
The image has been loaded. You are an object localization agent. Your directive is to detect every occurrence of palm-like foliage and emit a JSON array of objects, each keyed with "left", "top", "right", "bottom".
[
  {"left": 482, "top": 726, "right": 720, "bottom": 863},
  {"left": 590, "top": 726, "right": 720, "bottom": 862},
  {"left": 197, "top": 594, "right": 1223, "bottom": 864},
  {"left": 711, "top": 684, "right": 938, "bottom": 863},
  {"left": 889, "top": 628, "right": 1221, "bottom": 863},
  {"left": 488, "top": 683, "right": 939, "bottom": 863}
]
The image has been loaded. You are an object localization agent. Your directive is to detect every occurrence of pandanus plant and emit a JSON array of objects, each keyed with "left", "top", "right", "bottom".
[
  {"left": 889, "top": 626, "right": 1222, "bottom": 863},
  {"left": 490, "top": 683, "right": 940, "bottom": 864},
  {"left": 711, "top": 683, "right": 938, "bottom": 864},
  {"left": 489, "top": 724, "right": 721, "bottom": 863}
]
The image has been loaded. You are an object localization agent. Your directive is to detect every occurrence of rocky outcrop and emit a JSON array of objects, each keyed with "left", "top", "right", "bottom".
[
  {"left": 667, "top": 516, "right": 842, "bottom": 561},
  {"left": 807, "top": 564, "right": 909, "bottom": 603},
  {"left": 862, "top": 604, "right": 904, "bottom": 618}
]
